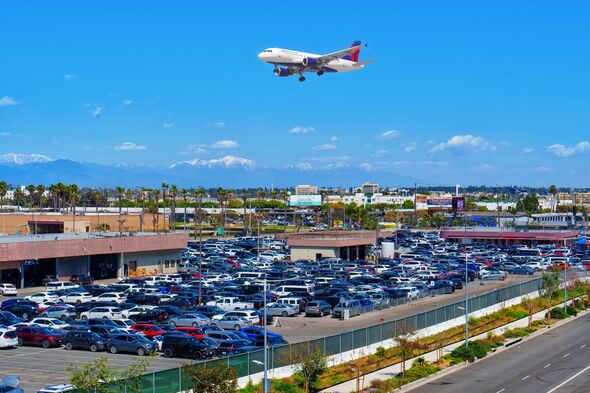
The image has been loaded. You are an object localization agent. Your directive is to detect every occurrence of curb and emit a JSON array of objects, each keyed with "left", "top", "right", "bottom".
[{"left": 399, "top": 306, "right": 590, "bottom": 392}]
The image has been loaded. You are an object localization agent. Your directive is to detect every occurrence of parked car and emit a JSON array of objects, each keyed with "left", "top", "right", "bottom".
[
  {"left": 511, "top": 266, "right": 535, "bottom": 275},
  {"left": 69, "top": 275, "right": 94, "bottom": 285},
  {"left": 213, "top": 316, "right": 253, "bottom": 331},
  {"left": 130, "top": 309, "right": 169, "bottom": 324},
  {"left": 59, "top": 292, "right": 93, "bottom": 305},
  {"left": 29, "top": 318, "right": 70, "bottom": 330},
  {"left": 2, "top": 304, "right": 38, "bottom": 319},
  {"left": 26, "top": 292, "right": 59, "bottom": 304},
  {"left": 0, "top": 284, "right": 17, "bottom": 296},
  {"left": 0, "top": 328, "right": 18, "bottom": 348},
  {"left": 64, "top": 330, "right": 107, "bottom": 352},
  {"left": 36, "top": 384, "right": 76, "bottom": 393},
  {"left": 305, "top": 301, "right": 332, "bottom": 317},
  {"left": 169, "top": 313, "right": 211, "bottom": 328},
  {"left": 107, "top": 333, "right": 156, "bottom": 356},
  {"left": 80, "top": 307, "right": 122, "bottom": 320},
  {"left": 91, "top": 293, "right": 126, "bottom": 304},
  {"left": 39, "top": 304, "right": 77, "bottom": 321},
  {"left": 332, "top": 300, "right": 362, "bottom": 318},
  {"left": 0, "top": 311, "right": 23, "bottom": 326},
  {"left": 160, "top": 335, "right": 216, "bottom": 359},
  {"left": 240, "top": 326, "right": 286, "bottom": 346},
  {"left": 264, "top": 302, "right": 298, "bottom": 317},
  {"left": 130, "top": 323, "right": 166, "bottom": 338},
  {"left": 45, "top": 281, "right": 79, "bottom": 292},
  {"left": 15, "top": 326, "right": 64, "bottom": 348}
]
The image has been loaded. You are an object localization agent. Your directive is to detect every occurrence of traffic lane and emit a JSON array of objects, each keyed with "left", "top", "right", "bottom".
[
  {"left": 409, "top": 312, "right": 590, "bottom": 393},
  {"left": 0, "top": 345, "right": 184, "bottom": 393},
  {"left": 276, "top": 275, "right": 539, "bottom": 342}
]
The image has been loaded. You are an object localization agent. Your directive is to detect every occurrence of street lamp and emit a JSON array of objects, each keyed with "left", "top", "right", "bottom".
[
  {"left": 463, "top": 245, "right": 469, "bottom": 347},
  {"left": 263, "top": 276, "right": 269, "bottom": 393}
]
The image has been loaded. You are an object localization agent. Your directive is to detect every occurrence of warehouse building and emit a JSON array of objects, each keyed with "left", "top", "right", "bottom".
[
  {"left": 440, "top": 229, "right": 578, "bottom": 247},
  {"left": 0, "top": 232, "right": 187, "bottom": 288}
]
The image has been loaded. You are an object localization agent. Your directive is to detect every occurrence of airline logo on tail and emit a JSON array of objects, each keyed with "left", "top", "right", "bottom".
[{"left": 342, "top": 40, "right": 361, "bottom": 62}]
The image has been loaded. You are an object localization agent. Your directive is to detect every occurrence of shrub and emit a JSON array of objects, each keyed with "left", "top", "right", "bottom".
[
  {"left": 548, "top": 307, "right": 568, "bottom": 319},
  {"left": 450, "top": 341, "right": 490, "bottom": 363},
  {"left": 272, "top": 380, "right": 302, "bottom": 393},
  {"left": 375, "top": 346, "right": 386, "bottom": 358},
  {"left": 470, "top": 341, "right": 490, "bottom": 359},
  {"left": 507, "top": 309, "right": 528, "bottom": 319},
  {"left": 503, "top": 327, "right": 534, "bottom": 338}
]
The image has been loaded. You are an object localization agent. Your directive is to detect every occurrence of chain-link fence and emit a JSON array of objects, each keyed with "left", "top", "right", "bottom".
[{"left": 96, "top": 278, "right": 543, "bottom": 393}]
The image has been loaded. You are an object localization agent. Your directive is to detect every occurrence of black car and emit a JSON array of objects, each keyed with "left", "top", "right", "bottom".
[
  {"left": 164, "top": 298, "right": 193, "bottom": 310},
  {"left": 192, "top": 306, "right": 225, "bottom": 319},
  {"left": 70, "top": 274, "right": 95, "bottom": 285},
  {"left": 89, "top": 325, "right": 121, "bottom": 340},
  {"left": 74, "top": 301, "right": 118, "bottom": 315},
  {"left": 131, "top": 310, "right": 168, "bottom": 324},
  {"left": 160, "top": 335, "right": 216, "bottom": 359},
  {"left": 42, "top": 275, "right": 59, "bottom": 286},
  {"left": 2, "top": 303, "right": 38, "bottom": 319},
  {"left": 88, "top": 318, "right": 118, "bottom": 327},
  {"left": 64, "top": 330, "right": 107, "bottom": 352},
  {"left": 126, "top": 294, "right": 161, "bottom": 306},
  {"left": 154, "top": 305, "right": 184, "bottom": 318},
  {"left": 107, "top": 333, "right": 156, "bottom": 356},
  {"left": 0, "top": 311, "right": 24, "bottom": 326}
]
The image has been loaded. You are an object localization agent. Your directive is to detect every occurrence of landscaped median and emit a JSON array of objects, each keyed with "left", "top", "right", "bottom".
[{"left": 238, "top": 278, "right": 590, "bottom": 393}]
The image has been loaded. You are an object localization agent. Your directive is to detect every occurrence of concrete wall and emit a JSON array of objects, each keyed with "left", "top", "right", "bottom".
[
  {"left": 124, "top": 250, "right": 182, "bottom": 276},
  {"left": 290, "top": 246, "right": 339, "bottom": 261}
]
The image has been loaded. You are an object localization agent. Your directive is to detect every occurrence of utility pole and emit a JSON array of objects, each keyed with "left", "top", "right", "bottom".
[
  {"left": 413, "top": 182, "right": 417, "bottom": 228},
  {"left": 263, "top": 276, "right": 269, "bottom": 393},
  {"left": 464, "top": 243, "right": 469, "bottom": 347}
]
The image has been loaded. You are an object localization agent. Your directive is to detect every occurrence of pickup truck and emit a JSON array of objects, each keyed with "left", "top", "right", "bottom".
[{"left": 206, "top": 297, "right": 255, "bottom": 311}]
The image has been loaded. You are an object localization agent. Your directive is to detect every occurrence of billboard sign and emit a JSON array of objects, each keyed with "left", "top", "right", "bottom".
[
  {"left": 452, "top": 196, "right": 465, "bottom": 211},
  {"left": 289, "top": 195, "right": 322, "bottom": 207},
  {"left": 427, "top": 196, "right": 452, "bottom": 208}
]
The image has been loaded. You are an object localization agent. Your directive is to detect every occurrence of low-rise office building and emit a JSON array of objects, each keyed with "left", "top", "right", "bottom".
[
  {"left": 440, "top": 229, "right": 578, "bottom": 247},
  {"left": 0, "top": 231, "right": 187, "bottom": 288}
]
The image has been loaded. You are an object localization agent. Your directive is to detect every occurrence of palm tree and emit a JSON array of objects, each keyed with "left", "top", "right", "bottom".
[
  {"left": 0, "top": 181, "right": 7, "bottom": 213},
  {"left": 549, "top": 184, "right": 559, "bottom": 212},
  {"left": 68, "top": 184, "right": 80, "bottom": 232},
  {"left": 153, "top": 189, "right": 161, "bottom": 232},
  {"left": 36, "top": 184, "right": 45, "bottom": 212},
  {"left": 181, "top": 188, "right": 189, "bottom": 233},
  {"left": 280, "top": 190, "right": 290, "bottom": 233},
  {"left": 116, "top": 186, "right": 125, "bottom": 232},
  {"left": 217, "top": 187, "right": 229, "bottom": 233},
  {"left": 241, "top": 188, "right": 249, "bottom": 235},
  {"left": 170, "top": 184, "right": 178, "bottom": 231}
]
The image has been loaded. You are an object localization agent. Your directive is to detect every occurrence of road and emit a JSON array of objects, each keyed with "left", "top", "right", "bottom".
[{"left": 410, "top": 312, "right": 590, "bottom": 393}]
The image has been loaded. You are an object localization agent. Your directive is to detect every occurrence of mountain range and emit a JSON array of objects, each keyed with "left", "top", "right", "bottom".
[{"left": 0, "top": 155, "right": 418, "bottom": 188}]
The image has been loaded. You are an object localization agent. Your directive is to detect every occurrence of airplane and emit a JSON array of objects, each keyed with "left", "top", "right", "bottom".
[{"left": 257, "top": 40, "right": 373, "bottom": 82}]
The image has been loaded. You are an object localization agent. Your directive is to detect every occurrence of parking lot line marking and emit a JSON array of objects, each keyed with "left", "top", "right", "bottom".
[
  {"left": 496, "top": 389, "right": 505, "bottom": 393},
  {"left": 581, "top": 344, "right": 586, "bottom": 349},
  {"left": 522, "top": 375, "right": 530, "bottom": 380},
  {"left": 544, "top": 363, "right": 552, "bottom": 368},
  {"left": 563, "top": 353, "right": 570, "bottom": 358}
]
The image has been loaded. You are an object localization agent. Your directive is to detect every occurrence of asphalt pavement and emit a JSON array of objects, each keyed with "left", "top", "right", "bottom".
[{"left": 410, "top": 312, "right": 590, "bottom": 393}]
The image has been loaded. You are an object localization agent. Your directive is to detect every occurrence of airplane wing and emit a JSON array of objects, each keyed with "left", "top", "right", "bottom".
[{"left": 314, "top": 44, "right": 366, "bottom": 64}]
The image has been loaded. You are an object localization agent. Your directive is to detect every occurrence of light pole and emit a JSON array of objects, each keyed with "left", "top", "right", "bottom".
[
  {"left": 464, "top": 244, "right": 469, "bottom": 347},
  {"left": 263, "top": 276, "right": 269, "bottom": 393},
  {"left": 564, "top": 263, "right": 568, "bottom": 313}
]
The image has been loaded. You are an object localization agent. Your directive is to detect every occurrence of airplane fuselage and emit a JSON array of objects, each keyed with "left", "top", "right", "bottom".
[{"left": 257, "top": 48, "right": 365, "bottom": 73}]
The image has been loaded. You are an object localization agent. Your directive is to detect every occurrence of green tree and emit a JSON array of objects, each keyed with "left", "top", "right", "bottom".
[
  {"left": 540, "top": 271, "right": 560, "bottom": 300},
  {"left": 401, "top": 199, "right": 415, "bottom": 209},
  {"left": 292, "top": 347, "right": 328, "bottom": 393},
  {"left": 182, "top": 363, "right": 237, "bottom": 393},
  {"left": 67, "top": 356, "right": 150, "bottom": 393},
  {"left": 0, "top": 181, "right": 7, "bottom": 212}
]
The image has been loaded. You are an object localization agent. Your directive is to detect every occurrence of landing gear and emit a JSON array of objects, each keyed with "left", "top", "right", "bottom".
[
  {"left": 298, "top": 75, "right": 306, "bottom": 82},
  {"left": 317, "top": 70, "right": 324, "bottom": 76}
]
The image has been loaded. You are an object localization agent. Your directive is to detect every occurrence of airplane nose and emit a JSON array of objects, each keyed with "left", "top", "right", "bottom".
[{"left": 257, "top": 52, "right": 264, "bottom": 60}]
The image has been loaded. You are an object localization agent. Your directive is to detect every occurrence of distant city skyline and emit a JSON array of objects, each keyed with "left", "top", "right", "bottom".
[{"left": 1, "top": 2, "right": 589, "bottom": 186}]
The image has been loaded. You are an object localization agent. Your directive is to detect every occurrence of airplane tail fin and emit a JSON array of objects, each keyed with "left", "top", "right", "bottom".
[{"left": 342, "top": 40, "right": 361, "bottom": 62}]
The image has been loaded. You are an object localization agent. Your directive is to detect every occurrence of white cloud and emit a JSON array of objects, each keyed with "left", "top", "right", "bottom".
[
  {"left": 0, "top": 153, "right": 53, "bottom": 165},
  {"left": 547, "top": 141, "right": 590, "bottom": 157},
  {"left": 312, "top": 143, "right": 336, "bottom": 151},
  {"left": 522, "top": 147, "right": 535, "bottom": 154},
  {"left": 372, "top": 149, "right": 389, "bottom": 157},
  {"left": 163, "top": 122, "right": 175, "bottom": 128},
  {"left": 91, "top": 106, "right": 103, "bottom": 118},
  {"left": 290, "top": 126, "right": 315, "bottom": 134},
  {"left": 359, "top": 162, "right": 372, "bottom": 171},
  {"left": 185, "top": 144, "right": 208, "bottom": 154},
  {"left": 377, "top": 130, "right": 400, "bottom": 140},
  {"left": 121, "top": 99, "right": 133, "bottom": 108},
  {"left": 171, "top": 155, "right": 256, "bottom": 169},
  {"left": 64, "top": 74, "right": 76, "bottom": 81},
  {"left": 429, "top": 134, "right": 491, "bottom": 153},
  {"left": 404, "top": 143, "right": 417, "bottom": 153},
  {"left": 113, "top": 142, "right": 147, "bottom": 151},
  {"left": 207, "top": 122, "right": 225, "bottom": 128},
  {"left": 0, "top": 132, "right": 12, "bottom": 137},
  {"left": 211, "top": 139, "right": 239, "bottom": 149},
  {"left": 329, "top": 136, "right": 340, "bottom": 142},
  {"left": 0, "top": 96, "right": 18, "bottom": 106}
]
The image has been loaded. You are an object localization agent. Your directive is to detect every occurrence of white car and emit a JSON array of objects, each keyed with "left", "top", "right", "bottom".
[
  {"left": 80, "top": 307, "right": 122, "bottom": 319},
  {"left": 0, "top": 328, "right": 18, "bottom": 348},
  {"left": 0, "top": 284, "right": 17, "bottom": 296},
  {"left": 26, "top": 292, "right": 59, "bottom": 304},
  {"left": 29, "top": 318, "right": 70, "bottom": 330},
  {"left": 168, "top": 313, "right": 211, "bottom": 327},
  {"left": 121, "top": 305, "right": 155, "bottom": 318},
  {"left": 36, "top": 384, "right": 76, "bottom": 393},
  {"left": 59, "top": 292, "right": 93, "bottom": 304},
  {"left": 45, "top": 281, "right": 79, "bottom": 292},
  {"left": 111, "top": 318, "right": 136, "bottom": 328},
  {"left": 92, "top": 292, "right": 126, "bottom": 304}
]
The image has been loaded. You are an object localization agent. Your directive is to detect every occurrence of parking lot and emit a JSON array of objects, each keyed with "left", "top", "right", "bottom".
[{"left": 1, "top": 231, "right": 587, "bottom": 392}]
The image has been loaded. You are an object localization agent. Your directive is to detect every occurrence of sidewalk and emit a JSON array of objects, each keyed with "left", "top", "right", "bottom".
[{"left": 321, "top": 303, "right": 578, "bottom": 392}]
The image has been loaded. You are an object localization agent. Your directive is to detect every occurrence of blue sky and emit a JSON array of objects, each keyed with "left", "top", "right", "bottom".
[{"left": 1, "top": 1, "right": 589, "bottom": 186}]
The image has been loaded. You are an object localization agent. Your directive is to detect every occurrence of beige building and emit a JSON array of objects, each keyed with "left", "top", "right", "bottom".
[
  {"left": 295, "top": 185, "right": 319, "bottom": 195},
  {"left": 0, "top": 212, "right": 166, "bottom": 236}
]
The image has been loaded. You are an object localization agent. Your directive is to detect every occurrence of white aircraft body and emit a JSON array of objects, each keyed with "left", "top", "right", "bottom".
[{"left": 257, "top": 40, "right": 373, "bottom": 82}]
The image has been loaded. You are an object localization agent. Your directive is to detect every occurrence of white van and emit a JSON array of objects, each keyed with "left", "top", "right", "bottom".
[
  {"left": 232, "top": 272, "right": 266, "bottom": 281},
  {"left": 275, "top": 297, "right": 305, "bottom": 313},
  {"left": 45, "top": 281, "right": 79, "bottom": 292},
  {"left": 273, "top": 285, "right": 314, "bottom": 297}
]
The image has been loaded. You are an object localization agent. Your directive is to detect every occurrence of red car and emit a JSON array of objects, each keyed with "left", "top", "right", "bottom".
[
  {"left": 174, "top": 326, "right": 205, "bottom": 339},
  {"left": 130, "top": 323, "right": 166, "bottom": 338},
  {"left": 15, "top": 325, "right": 64, "bottom": 348}
]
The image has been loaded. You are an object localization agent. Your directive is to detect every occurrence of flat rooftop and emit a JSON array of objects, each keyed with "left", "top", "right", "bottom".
[
  {"left": 280, "top": 231, "right": 392, "bottom": 248},
  {"left": 0, "top": 231, "right": 188, "bottom": 262},
  {"left": 440, "top": 230, "right": 579, "bottom": 241}
]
